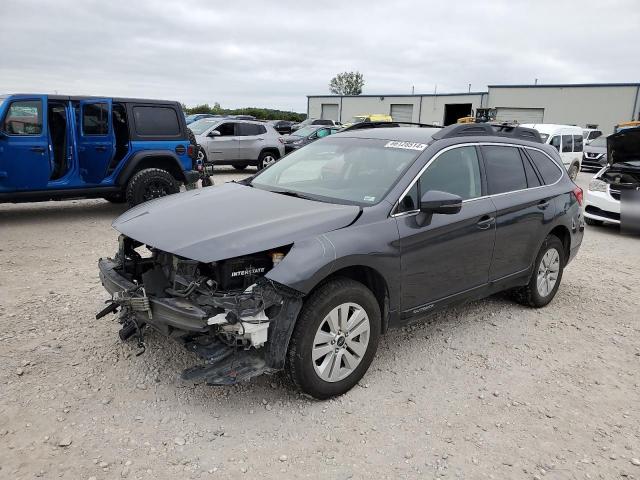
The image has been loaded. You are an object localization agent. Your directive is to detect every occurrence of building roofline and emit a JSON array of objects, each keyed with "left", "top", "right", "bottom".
[
  {"left": 306, "top": 92, "right": 487, "bottom": 98},
  {"left": 487, "top": 83, "right": 640, "bottom": 88}
]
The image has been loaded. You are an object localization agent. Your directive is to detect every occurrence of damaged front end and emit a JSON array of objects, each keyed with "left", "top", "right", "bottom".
[{"left": 98, "top": 235, "right": 303, "bottom": 385}]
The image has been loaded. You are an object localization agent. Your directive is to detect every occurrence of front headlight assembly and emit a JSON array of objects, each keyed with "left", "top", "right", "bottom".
[{"left": 588, "top": 179, "right": 608, "bottom": 192}]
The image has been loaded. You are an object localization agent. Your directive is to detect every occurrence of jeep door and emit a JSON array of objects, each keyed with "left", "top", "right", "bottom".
[
  {"left": 77, "top": 99, "right": 115, "bottom": 184},
  {"left": 396, "top": 145, "right": 496, "bottom": 313},
  {"left": 0, "top": 96, "right": 51, "bottom": 191},
  {"left": 479, "top": 145, "right": 556, "bottom": 281},
  {"left": 205, "top": 122, "right": 238, "bottom": 162},
  {"left": 237, "top": 123, "right": 267, "bottom": 160}
]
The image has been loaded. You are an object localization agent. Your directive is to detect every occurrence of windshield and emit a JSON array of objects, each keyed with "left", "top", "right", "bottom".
[
  {"left": 188, "top": 118, "right": 220, "bottom": 135},
  {"left": 292, "top": 126, "right": 318, "bottom": 137},
  {"left": 349, "top": 116, "right": 367, "bottom": 124},
  {"left": 590, "top": 136, "right": 607, "bottom": 147},
  {"left": 251, "top": 137, "right": 424, "bottom": 205}
]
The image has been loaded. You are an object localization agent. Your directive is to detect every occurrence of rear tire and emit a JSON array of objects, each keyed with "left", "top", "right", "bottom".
[
  {"left": 511, "top": 235, "right": 565, "bottom": 308},
  {"left": 584, "top": 217, "right": 603, "bottom": 226},
  {"left": 125, "top": 168, "right": 180, "bottom": 207},
  {"left": 257, "top": 151, "right": 279, "bottom": 171},
  {"left": 286, "top": 278, "right": 380, "bottom": 399}
]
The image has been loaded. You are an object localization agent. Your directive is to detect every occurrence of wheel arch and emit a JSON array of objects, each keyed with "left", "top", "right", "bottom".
[
  {"left": 259, "top": 147, "right": 281, "bottom": 159},
  {"left": 307, "top": 265, "right": 391, "bottom": 333},
  {"left": 117, "top": 151, "right": 187, "bottom": 186}
]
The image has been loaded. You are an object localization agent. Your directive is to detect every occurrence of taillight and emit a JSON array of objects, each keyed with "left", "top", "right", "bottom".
[
  {"left": 187, "top": 144, "right": 195, "bottom": 157},
  {"left": 573, "top": 186, "right": 583, "bottom": 206}
]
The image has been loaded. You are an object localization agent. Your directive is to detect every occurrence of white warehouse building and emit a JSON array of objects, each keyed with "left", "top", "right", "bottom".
[{"left": 307, "top": 83, "right": 640, "bottom": 134}]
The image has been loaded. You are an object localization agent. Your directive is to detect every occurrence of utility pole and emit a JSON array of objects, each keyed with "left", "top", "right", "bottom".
[{"left": 468, "top": 83, "right": 471, "bottom": 93}]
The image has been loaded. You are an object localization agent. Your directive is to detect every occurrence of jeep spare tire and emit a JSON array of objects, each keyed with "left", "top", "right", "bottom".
[{"left": 126, "top": 168, "right": 180, "bottom": 207}]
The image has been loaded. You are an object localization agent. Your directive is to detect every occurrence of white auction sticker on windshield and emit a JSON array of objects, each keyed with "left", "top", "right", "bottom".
[{"left": 384, "top": 141, "right": 427, "bottom": 151}]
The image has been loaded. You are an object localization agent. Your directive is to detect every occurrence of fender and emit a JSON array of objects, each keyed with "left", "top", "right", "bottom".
[{"left": 116, "top": 150, "right": 187, "bottom": 185}]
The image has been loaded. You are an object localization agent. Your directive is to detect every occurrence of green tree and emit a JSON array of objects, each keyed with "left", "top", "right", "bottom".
[{"left": 329, "top": 71, "right": 364, "bottom": 95}]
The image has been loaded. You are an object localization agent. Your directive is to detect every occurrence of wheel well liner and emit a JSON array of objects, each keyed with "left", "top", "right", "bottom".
[
  {"left": 549, "top": 225, "right": 571, "bottom": 264},
  {"left": 117, "top": 151, "right": 186, "bottom": 185},
  {"left": 313, "top": 265, "right": 390, "bottom": 333}
]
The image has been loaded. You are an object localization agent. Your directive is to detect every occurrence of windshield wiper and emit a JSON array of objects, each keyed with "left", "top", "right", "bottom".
[{"left": 269, "top": 189, "right": 312, "bottom": 200}]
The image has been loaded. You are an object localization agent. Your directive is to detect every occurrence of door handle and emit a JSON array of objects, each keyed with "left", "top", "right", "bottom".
[
  {"left": 537, "top": 200, "right": 550, "bottom": 210},
  {"left": 30, "top": 146, "right": 45, "bottom": 153},
  {"left": 476, "top": 215, "right": 495, "bottom": 230},
  {"left": 95, "top": 146, "right": 107, "bottom": 152}
]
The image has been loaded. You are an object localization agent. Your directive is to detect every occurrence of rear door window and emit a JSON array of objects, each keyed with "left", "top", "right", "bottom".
[
  {"left": 481, "top": 145, "right": 527, "bottom": 195},
  {"left": 3, "top": 100, "right": 43, "bottom": 135},
  {"left": 527, "top": 149, "right": 562, "bottom": 185},
  {"left": 238, "top": 123, "right": 266, "bottom": 135},
  {"left": 132, "top": 106, "right": 180, "bottom": 136},
  {"left": 561, "top": 135, "right": 572, "bottom": 153},
  {"left": 573, "top": 135, "right": 583, "bottom": 152}
]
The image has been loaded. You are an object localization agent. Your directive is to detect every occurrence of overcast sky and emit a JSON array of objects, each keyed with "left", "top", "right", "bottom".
[{"left": 1, "top": 0, "right": 638, "bottom": 112}]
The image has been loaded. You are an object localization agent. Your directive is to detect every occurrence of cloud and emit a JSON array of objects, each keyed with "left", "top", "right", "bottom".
[{"left": 1, "top": 0, "right": 638, "bottom": 112}]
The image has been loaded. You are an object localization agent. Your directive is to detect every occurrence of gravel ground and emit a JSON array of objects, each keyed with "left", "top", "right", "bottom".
[{"left": 1, "top": 169, "right": 639, "bottom": 480}]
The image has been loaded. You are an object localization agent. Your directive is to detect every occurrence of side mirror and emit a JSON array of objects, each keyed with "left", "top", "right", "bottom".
[
  {"left": 308, "top": 133, "right": 317, "bottom": 140},
  {"left": 420, "top": 190, "right": 463, "bottom": 215},
  {"left": 208, "top": 130, "right": 221, "bottom": 138}
]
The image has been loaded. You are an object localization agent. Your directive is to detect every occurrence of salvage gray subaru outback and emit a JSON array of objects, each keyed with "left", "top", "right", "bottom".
[{"left": 98, "top": 122, "right": 584, "bottom": 399}]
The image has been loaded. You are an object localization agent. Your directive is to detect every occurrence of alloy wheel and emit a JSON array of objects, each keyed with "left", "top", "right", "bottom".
[
  {"left": 262, "top": 155, "right": 277, "bottom": 168},
  {"left": 311, "top": 302, "right": 370, "bottom": 382},
  {"left": 536, "top": 247, "right": 560, "bottom": 297}
]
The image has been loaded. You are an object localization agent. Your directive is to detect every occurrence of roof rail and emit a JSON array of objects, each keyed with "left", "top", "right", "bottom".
[
  {"left": 341, "top": 121, "right": 442, "bottom": 132},
  {"left": 430, "top": 122, "right": 543, "bottom": 143}
]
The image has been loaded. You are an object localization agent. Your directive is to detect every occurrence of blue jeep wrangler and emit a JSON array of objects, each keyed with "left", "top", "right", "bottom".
[{"left": 0, "top": 94, "right": 200, "bottom": 207}]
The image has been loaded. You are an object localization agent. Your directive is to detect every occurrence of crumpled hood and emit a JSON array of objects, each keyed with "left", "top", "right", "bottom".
[
  {"left": 608, "top": 127, "right": 640, "bottom": 166},
  {"left": 112, "top": 183, "right": 359, "bottom": 262}
]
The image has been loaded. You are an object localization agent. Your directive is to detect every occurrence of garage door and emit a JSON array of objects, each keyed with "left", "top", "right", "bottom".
[
  {"left": 390, "top": 104, "right": 413, "bottom": 122},
  {"left": 321, "top": 103, "right": 339, "bottom": 121},
  {"left": 495, "top": 107, "right": 544, "bottom": 124}
]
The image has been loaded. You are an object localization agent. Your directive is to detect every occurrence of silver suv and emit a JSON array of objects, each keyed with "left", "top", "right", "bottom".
[{"left": 189, "top": 119, "right": 285, "bottom": 170}]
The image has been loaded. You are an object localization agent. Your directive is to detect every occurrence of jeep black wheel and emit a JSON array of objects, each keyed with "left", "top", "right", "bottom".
[
  {"left": 233, "top": 164, "right": 248, "bottom": 171},
  {"left": 511, "top": 234, "right": 565, "bottom": 308},
  {"left": 125, "top": 168, "right": 180, "bottom": 207},
  {"left": 197, "top": 148, "right": 207, "bottom": 162},
  {"left": 286, "top": 278, "right": 380, "bottom": 399},
  {"left": 257, "top": 151, "right": 279, "bottom": 171},
  {"left": 201, "top": 175, "right": 214, "bottom": 187}
]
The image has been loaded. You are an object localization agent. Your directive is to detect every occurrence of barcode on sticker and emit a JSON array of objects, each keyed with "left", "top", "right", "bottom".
[{"left": 384, "top": 141, "right": 427, "bottom": 151}]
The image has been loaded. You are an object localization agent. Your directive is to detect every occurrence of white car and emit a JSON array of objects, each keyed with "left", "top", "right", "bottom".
[
  {"left": 584, "top": 128, "right": 640, "bottom": 226},
  {"left": 520, "top": 124, "right": 584, "bottom": 180}
]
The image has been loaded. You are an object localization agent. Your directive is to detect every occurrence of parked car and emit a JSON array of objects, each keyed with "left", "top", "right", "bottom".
[
  {"left": 584, "top": 127, "right": 640, "bottom": 226},
  {"left": 185, "top": 114, "right": 223, "bottom": 125},
  {"left": 98, "top": 122, "right": 584, "bottom": 399},
  {"left": 342, "top": 114, "right": 393, "bottom": 128},
  {"left": 282, "top": 125, "right": 341, "bottom": 153},
  {"left": 581, "top": 135, "right": 607, "bottom": 171},
  {"left": 228, "top": 115, "right": 256, "bottom": 121},
  {"left": 0, "top": 94, "right": 199, "bottom": 207},
  {"left": 520, "top": 124, "right": 584, "bottom": 179},
  {"left": 270, "top": 120, "right": 295, "bottom": 135},
  {"left": 291, "top": 118, "right": 340, "bottom": 131},
  {"left": 189, "top": 118, "right": 284, "bottom": 170},
  {"left": 582, "top": 128, "right": 603, "bottom": 144}
]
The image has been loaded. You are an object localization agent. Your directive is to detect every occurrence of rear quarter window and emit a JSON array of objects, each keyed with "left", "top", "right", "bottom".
[
  {"left": 573, "top": 135, "right": 583, "bottom": 152},
  {"left": 132, "top": 106, "right": 180, "bottom": 136},
  {"left": 527, "top": 149, "right": 563, "bottom": 185}
]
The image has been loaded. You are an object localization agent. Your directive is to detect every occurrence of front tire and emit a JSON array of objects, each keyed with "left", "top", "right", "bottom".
[
  {"left": 512, "top": 234, "right": 565, "bottom": 308},
  {"left": 286, "top": 278, "right": 380, "bottom": 399},
  {"left": 125, "top": 168, "right": 180, "bottom": 207},
  {"left": 568, "top": 162, "right": 579, "bottom": 180}
]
